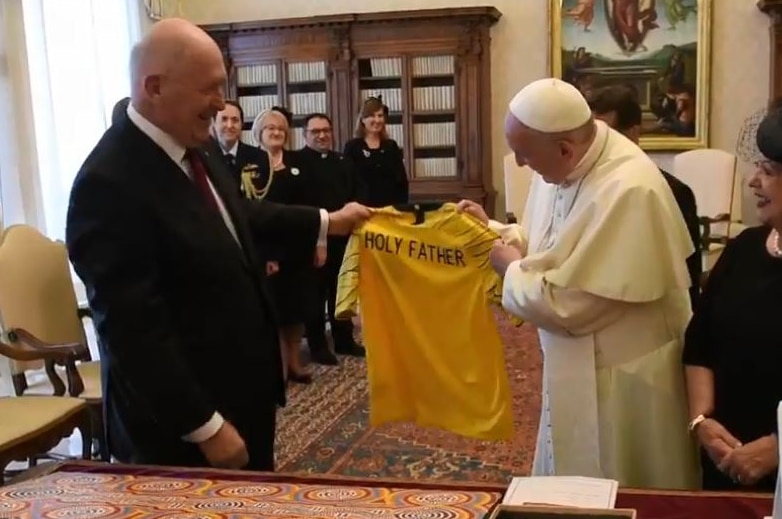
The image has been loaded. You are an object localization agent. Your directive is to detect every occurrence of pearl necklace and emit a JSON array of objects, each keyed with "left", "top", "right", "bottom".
[{"left": 271, "top": 154, "right": 283, "bottom": 170}]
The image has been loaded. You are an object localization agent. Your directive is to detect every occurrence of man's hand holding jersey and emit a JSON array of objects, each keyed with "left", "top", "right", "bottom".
[{"left": 327, "top": 202, "right": 372, "bottom": 236}]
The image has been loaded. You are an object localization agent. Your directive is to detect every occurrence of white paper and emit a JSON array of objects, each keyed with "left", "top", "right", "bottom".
[
  {"left": 503, "top": 476, "right": 618, "bottom": 509},
  {"left": 772, "top": 401, "right": 782, "bottom": 519}
]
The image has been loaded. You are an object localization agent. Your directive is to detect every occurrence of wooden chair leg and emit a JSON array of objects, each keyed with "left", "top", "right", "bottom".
[{"left": 11, "top": 373, "right": 27, "bottom": 396}]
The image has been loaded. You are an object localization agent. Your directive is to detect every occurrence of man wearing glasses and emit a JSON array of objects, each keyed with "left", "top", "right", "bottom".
[{"left": 300, "top": 113, "right": 367, "bottom": 364}]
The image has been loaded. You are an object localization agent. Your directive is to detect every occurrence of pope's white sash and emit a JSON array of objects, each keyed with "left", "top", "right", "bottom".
[
  {"left": 534, "top": 328, "right": 602, "bottom": 477},
  {"left": 526, "top": 180, "right": 603, "bottom": 477}
]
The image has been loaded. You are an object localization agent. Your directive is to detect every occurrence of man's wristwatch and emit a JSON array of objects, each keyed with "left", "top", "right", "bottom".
[{"left": 688, "top": 414, "right": 709, "bottom": 433}]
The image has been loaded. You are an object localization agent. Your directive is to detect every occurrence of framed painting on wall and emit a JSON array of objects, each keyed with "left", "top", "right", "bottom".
[{"left": 550, "top": 0, "right": 712, "bottom": 151}]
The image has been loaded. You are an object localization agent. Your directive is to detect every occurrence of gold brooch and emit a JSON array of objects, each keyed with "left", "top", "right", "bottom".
[{"left": 241, "top": 163, "right": 260, "bottom": 178}]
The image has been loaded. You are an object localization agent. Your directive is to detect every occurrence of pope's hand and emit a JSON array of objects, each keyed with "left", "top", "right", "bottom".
[
  {"left": 489, "top": 239, "right": 522, "bottom": 277},
  {"left": 266, "top": 261, "right": 279, "bottom": 276},
  {"left": 455, "top": 199, "right": 489, "bottom": 225},
  {"left": 328, "top": 202, "right": 372, "bottom": 236}
]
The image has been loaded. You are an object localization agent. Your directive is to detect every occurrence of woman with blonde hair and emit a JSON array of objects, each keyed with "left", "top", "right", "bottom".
[
  {"left": 246, "top": 106, "right": 320, "bottom": 384},
  {"left": 343, "top": 96, "right": 408, "bottom": 208}
]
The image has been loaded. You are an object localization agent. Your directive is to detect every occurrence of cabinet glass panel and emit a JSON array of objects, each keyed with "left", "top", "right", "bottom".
[
  {"left": 285, "top": 61, "right": 328, "bottom": 149},
  {"left": 410, "top": 55, "right": 456, "bottom": 179}
]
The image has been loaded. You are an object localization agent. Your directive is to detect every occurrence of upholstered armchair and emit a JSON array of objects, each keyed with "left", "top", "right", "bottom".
[
  {"left": 0, "top": 225, "right": 105, "bottom": 460},
  {"left": 672, "top": 149, "right": 745, "bottom": 273},
  {"left": 0, "top": 339, "right": 91, "bottom": 485}
]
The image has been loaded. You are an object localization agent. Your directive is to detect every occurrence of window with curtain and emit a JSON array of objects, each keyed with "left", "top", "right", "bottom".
[
  {"left": 0, "top": 0, "right": 35, "bottom": 230},
  {"left": 21, "top": 0, "right": 141, "bottom": 241},
  {"left": 0, "top": 10, "right": 8, "bottom": 232}
]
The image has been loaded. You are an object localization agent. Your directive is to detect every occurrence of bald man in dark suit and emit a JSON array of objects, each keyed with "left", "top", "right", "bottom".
[{"left": 66, "top": 18, "right": 369, "bottom": 472}]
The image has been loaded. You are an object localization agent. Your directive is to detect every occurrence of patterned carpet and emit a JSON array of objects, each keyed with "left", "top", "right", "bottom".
[{"left": 274, "top": 313, "right": 542, "bottom": 484}]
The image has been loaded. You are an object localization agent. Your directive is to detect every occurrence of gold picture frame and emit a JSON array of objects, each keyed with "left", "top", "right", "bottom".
[{"left": 550, "top": 0, "right": 712, "bottom": 151}]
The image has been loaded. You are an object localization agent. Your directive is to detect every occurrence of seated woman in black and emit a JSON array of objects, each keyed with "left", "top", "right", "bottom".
[
  {"left": 683, "top": 104, "right": 782, "bottom": 491},
  {"left": 343, "top": 97, "right": 408, "bottom": 208},
  {"left": 246, "top": 106, "right": 321, "bottom": 384}
]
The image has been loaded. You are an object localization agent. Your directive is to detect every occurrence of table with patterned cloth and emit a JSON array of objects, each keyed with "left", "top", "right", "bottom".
[
  {"left": 0, "top": 461, "right": 774, "bottom": 519},
  {"left": 0, "top": 461, "right": 501, "bottom": 518}
]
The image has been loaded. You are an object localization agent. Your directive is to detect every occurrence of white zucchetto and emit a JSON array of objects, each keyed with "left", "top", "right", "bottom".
[{"left": 508, "top": 78, "right": 592, "bottom": 133}]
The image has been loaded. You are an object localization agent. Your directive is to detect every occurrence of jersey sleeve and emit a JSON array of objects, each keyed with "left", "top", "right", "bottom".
[
  {"left": 461, "top": 217, "right": 525, "bottom": 327},
  {"left": 335, "top": 231, "right": 361, "bottom": 319}
]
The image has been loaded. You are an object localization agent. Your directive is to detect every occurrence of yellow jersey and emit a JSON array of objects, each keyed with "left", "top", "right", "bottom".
[{"left": 335, "top": 203, "right": 514, "bottom": 440}]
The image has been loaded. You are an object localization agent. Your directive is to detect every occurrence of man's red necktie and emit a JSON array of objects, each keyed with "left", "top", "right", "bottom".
[{"left": 185, "top": 149, "right": 219, "bottom": 212}]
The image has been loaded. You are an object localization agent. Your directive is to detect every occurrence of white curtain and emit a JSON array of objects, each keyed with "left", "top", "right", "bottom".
[
  {"left": 0, "top": 0, "right": 143, "bottom": 393},
  {"left": 0, "top": 0, "right": 42, "bottom": 231},
  {"left": 20, "top": 0, "right": 142, "bottom": 241}
]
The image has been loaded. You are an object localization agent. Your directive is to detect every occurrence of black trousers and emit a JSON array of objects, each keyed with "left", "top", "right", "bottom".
[{"left": 306, "top": 239, "right": 354, "bottom": 347}]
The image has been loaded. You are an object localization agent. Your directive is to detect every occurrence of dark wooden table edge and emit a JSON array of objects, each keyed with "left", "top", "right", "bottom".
[{"left": 7, "top": 461, "right": 65, "bottom": 485}]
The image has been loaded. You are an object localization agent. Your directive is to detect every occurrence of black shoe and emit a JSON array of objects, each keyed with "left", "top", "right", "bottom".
[
  {"left": 334, "top": 342, "right": 365, "bottom": 358},
  {"left": 288, "top": 369, "right": 313, "bottom": 384},
  {"left": 310, "top": 348, "right": 339, "bottom": 366}
]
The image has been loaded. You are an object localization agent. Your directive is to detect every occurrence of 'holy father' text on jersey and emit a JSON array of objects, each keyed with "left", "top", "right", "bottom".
[{"left": 362, "top": 231, "right": 467, "bottom": 267}]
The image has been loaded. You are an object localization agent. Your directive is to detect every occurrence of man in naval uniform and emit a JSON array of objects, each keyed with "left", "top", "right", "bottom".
[
  {"left": 457, "top": 78, "right": 699, "bottom": 489},
  {"left": 210, "top": 100, "right": 270, "bottom": 189},
  {"left": 300, "top": 113, "right": 367, "bottom": 364}
]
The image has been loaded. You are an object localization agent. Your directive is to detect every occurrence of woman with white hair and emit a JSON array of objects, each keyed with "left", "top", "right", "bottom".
[{"left": 247, "top": 107, "right": 321, "bottom": 384}]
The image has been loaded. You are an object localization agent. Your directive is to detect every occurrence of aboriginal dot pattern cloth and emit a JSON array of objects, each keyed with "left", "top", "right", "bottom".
[{"left": 0, "top": 465, "right": 502, "bottom": 518}]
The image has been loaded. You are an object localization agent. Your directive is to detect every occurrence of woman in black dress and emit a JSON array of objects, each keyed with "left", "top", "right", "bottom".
[
  {"left": 683, "top": 106, "right": 782, "bottom": 491},
  {"left": 343, "top": 97, "right": 408, "bottom": 208},
  {"left": 247, "top": 107, "right": 320, "bottom": 384}
]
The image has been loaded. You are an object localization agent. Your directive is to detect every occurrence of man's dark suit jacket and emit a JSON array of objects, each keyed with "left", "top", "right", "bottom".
[
  {"left": 297, "top": 146, "right": 367, "bottom": 211},
  {"left": 65, "top": 115, "right": 321, "bottom": 471},
  {"left": 660, "top": 169, "right": 702, "bottom": 309}
]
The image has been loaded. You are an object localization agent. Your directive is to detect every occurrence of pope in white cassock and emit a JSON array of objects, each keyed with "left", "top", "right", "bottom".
[{"left": 458, "top": 78, "right": 700, "bottom": 489}]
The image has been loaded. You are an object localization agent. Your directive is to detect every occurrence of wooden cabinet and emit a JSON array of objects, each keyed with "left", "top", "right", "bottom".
[
  {"left": 202, "top": 7, "right": 502, "bottom": 214},
  {"left": 759, "top": 0, "right": 782, "bottom": 102}
]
